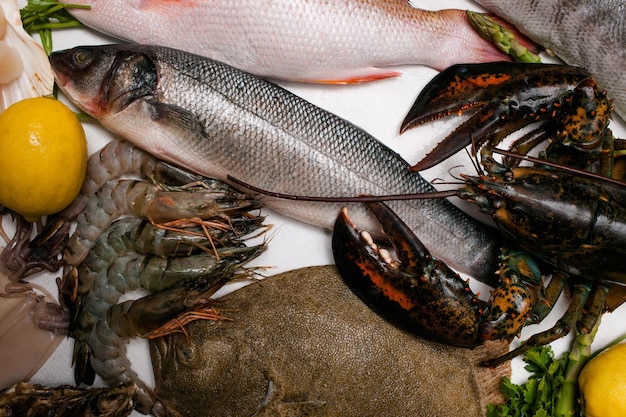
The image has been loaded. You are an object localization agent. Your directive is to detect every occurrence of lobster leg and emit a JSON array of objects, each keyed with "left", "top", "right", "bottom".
[
  {"left": 332, "top": 202, "right": 484, "bottom": 348},
  {"left": 577, "top": 283, "right": 610, "bottom": 334},
  {"left": 524, "top": 271, "right": 568, "bottom": 327},
  {"left": 482, "top": 277, "right": 595, "bottom": 368},
  {"left": 478, "top": 249, "right": 548, "bottom": 342}
]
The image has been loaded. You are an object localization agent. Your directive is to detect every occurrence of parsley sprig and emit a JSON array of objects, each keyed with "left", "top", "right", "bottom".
[
  {"left": 487, "top": 320, "right": 605, "bottom": 417},
  {"left": 20, "top": 0, "right": 88, "bottom": 55},
  {"left": 488, "top": 346, "right": 568, "bottom": 417}
]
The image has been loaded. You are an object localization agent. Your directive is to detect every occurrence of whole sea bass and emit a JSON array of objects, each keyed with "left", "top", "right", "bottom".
[
  {"left": 476, "top": 0, "right": 626, "bottom": 117},
  {"left": 63, "top": 0, "right": 510, "bottom": 83},
  {"left": 49, "top": 44, "right": 501, "bottom": 282}
]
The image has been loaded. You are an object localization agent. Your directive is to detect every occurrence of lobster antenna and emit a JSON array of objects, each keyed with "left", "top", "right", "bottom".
[
  {"left": 465, "top": 146, "right": 483, "bottom": 175},
  {"left": 226, "top": 175, "right": 458, "bottom": 202},
  {"left": 492, "top": 149, "right": 626, "bottom": 186}
]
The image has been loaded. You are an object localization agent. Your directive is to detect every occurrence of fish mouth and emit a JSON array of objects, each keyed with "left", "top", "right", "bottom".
[
  {"left": 150, "top": 336, "right": 175, "bottom": 381},
  {"left": 48, "top": 53, "right": 70, "bottom": 87},
  {"left": 150, "top": 334, "right": 186, "bottom": 382},
  {"left": 49, "top": 52, "right": 107, "bottom": 117}
]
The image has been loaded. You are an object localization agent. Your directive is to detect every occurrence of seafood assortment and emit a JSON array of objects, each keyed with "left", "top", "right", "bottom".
[
  {"left": 475, "top": 0, "right": 626, "bottom": 118},
  {"left": 149, "top": 265, "right": 510, "bottom": 417},
  {"left": 2, "top": 0, "right": 624, "bottom": 416},
  {"left": 63, "top": 0, "right": 511, "bottom": 83}
]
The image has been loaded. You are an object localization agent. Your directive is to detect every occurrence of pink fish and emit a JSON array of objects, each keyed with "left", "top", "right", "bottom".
[{"left": 66, "top": 0, "right": 510, "bottom": 83}]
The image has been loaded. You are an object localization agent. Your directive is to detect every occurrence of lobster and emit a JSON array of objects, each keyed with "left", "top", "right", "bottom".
[{"left": 331, "top": 62, "right": 626, "bottom": 367}]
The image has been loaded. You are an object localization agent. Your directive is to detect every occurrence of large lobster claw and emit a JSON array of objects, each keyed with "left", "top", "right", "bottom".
[
  {"left": 401, "top": 63, "right": 610, "bottom": 172},
  {"left": 332, "top": 202, "right": 484, "bottom": 348}
]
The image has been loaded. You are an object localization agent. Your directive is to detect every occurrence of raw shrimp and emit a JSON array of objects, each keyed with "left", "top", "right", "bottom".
[
  {"left": 65, "top": 139, "right": 224, "bottom": 219},
  {"left": 52, "top": 148, "right": 270, "bottom": 414},
  {"left": 69, "top": 216, "right": 265, "bottom": 389},
  {"left": 64, "top": 178, "right": 260, "bottom": 268},
  {"left": 90, "top": 279, "right": 238, "bottom": 414}
]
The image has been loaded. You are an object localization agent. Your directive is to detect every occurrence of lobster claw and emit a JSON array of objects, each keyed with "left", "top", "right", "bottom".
[
  {"left": 400, "top": 61, "right": 525, "bottom": 132},
  {"left": 401, "top": 62, "right": 603, "bottom": 171},
  {"left": 332, "top": 201, "right": 484, "bottom": 348}
]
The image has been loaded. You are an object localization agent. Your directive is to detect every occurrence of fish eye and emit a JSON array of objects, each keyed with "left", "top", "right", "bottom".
[
  {"left": 177, "top": 343, "right": 198, "bottom": 366},
  {"left": 72, "top": 49, "right": 93, "bottom": 68}
]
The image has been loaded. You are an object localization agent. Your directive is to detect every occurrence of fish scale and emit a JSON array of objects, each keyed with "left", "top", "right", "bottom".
[{"left": 50, "top": 44, "right": 501, "bottom": 282}]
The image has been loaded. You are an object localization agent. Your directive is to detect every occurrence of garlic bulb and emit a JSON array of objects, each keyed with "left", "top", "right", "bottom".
[{"left": 0, "top": 0, "right": 54, "bottom": 113}]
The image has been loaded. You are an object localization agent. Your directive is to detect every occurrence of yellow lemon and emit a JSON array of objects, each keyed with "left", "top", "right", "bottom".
[
  {"left": 579, "top": 342, "right": 626, "bottom": 417},
  {"left": 0, "top": 97, "right": 87, "bottom": 222}
]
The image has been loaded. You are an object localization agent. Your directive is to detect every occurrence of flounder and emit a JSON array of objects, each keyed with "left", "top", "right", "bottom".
[{"left": 150, "top": 265, "right": 510, "bottom": 417}]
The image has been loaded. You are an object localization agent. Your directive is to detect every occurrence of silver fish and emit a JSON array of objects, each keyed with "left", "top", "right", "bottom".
[
  {"left": 64, "top": 0, "right": 510, "bottom": 83},
  {"left": 476, "top": 0, "right": 626, "bottom": 117},
  {"left": 150, "top": 265, "right": 510, "bottom": 417},
  {"left": 49, "top": 44, "right": 501, "bottom": 282}
]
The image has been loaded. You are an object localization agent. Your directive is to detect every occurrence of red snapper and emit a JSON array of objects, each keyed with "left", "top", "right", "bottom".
[{"left": 65, "top": 0, "right": 510, "bottom": 83}]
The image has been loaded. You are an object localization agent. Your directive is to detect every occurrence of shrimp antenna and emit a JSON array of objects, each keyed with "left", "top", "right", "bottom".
[{"left": 226, "top": 175, "right": 458, "bottom": 202}]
